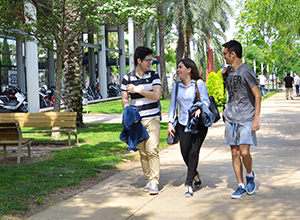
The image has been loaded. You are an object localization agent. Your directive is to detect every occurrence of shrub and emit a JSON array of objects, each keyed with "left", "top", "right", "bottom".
[{"left": 206, "top": 70, "right": 226, "bottom": 106}]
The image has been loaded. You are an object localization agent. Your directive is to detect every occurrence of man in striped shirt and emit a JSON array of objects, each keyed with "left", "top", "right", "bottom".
[{"left": 121, "top": 46, "right": 162, "bottom": 195}]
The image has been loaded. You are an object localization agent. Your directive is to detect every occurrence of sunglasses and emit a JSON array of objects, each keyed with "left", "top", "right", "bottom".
[{"left": 142, "top": 58, "right": 153, "bottom": 63}]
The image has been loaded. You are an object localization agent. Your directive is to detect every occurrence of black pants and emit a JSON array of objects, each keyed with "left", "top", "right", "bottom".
[{"left": 177, "top": 123, "right": 208, "bottom": 186}]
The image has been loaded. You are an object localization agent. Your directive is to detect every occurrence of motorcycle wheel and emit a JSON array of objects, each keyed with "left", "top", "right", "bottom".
[{"left": 18, "top": 103, "right": 28, "bottom": 112}]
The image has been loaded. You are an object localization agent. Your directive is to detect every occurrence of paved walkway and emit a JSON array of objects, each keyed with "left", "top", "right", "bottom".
[{"left": 27, "top": 91, "right": 300, "bottom": 220}]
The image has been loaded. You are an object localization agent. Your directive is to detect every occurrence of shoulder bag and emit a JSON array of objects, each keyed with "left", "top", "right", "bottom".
[
  {"left": 195, "top": 80, "right": 221, "bottom": 123},
  {"left": 167, "top": 82, "right": 179, "bottom": 145}
]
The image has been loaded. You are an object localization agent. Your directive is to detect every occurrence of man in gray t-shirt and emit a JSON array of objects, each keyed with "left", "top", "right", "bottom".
[
  {"left": 223, "top": 63, "right": 258, "bottom": 123},
  {"left": 222, "top": 40, "right": 262, "bottom": 199}
]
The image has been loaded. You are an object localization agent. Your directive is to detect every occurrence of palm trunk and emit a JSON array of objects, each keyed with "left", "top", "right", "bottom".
[
  {"left": 137, "top": 24, "right": 144, "bottom": 46},
  {"left": 184, "top": 25, "right": 191, "bottom": 58},
  {"left": 52, "top": 51, "right": 63, "bottom": 138},
  {"left": 64, "top": 35, "right": 85, "bottom": 128},
  {"left": 157, "top": 4, "right": 169, "bottom": 100},
  {"left": 176, "top": 8, "right": 185, "bottom": 64}
]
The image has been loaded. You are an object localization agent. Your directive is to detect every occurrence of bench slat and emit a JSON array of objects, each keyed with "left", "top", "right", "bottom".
[{"left": 0, "top": 112, "right": 76, "bottom": 128}]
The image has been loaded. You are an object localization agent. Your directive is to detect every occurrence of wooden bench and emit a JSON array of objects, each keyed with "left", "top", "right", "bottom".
[
  {"left": 0, "top": 122, "right": 34, "bottom": 163},
  {"left": 0, "top": 112, "right": 79, "bottom": 147}
]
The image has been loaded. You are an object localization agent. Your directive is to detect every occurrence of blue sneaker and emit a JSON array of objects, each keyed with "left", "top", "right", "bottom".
[
  {"left": 246, "top": 172, "right": 256, "bottom": 194},
  {"left": 231, "top": 186, "right": 246, "bottom": 199}
]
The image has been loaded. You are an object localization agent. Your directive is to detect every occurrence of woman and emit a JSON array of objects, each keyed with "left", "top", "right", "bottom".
[{"left": 168, "top": 58, "right": 210, "bottom": 197}]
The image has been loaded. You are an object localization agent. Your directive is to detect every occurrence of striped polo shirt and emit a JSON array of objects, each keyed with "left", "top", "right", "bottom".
[{"left": 121, "top": 70, "right": 162, "bottom": 119}]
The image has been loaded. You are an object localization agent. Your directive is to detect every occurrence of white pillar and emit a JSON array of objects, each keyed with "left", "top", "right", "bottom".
[
  {"left": 17, "top": 40, "right": 26, "bottom": 92},
  {"left": 24, "top": 1, "right": 39, "bottom": 112},
  {"left": 146, "top": 29, "right": 151, "bottom": 48},
  {"left": 267, "top": 64, "right": 270, "bottom": 91},
  {"left": 48, "top": 48, "right": 55, "bottom": 88},
  {"left": 98, "top": 25, "right": 107, "bottom": 98},
  {"left": 261, "top": 62, "right": 264, "bottom": 74},
  {"left": 128, "top": 18, "right": 135, "bottom": 72},
  {"left": 155, "top": 31, "right": 161, "bottom": 77},
  {"left": 253, "top": 59, "right": 256, "bottom": 74},
  {"left": 190, "top": 38, "right": 195, "bottom": 61},
  {"left": 242, "top": 56, "right": 245, "bottom": 63},
  {"left": 118, "top": 25, "right": 126, "bottom": 83}
]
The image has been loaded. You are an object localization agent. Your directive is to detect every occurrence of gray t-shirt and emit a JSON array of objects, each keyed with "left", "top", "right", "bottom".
[{"left": 223, "top": 63, "right": 258, "bottom": 123}]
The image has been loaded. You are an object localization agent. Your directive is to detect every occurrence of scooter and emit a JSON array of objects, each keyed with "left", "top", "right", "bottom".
[{"left": 0, "top": 87, "right": 28, "bottom": 112}]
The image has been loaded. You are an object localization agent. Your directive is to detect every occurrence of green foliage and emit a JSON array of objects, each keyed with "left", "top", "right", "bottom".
[
  {"left": 206, "top": 70, "right": 226, "bottom": 106},
  {"left": 244, "top": 45, "right": 264, "bottom": 73},
  {"left": 1, "top": 38, "right": 11, "bottom": 66}
]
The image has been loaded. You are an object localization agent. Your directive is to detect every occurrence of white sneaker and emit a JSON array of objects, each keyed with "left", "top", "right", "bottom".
[
  {"left": 149, "top": 183, "right": 158, "bottom": 195},
  {"left": 143, "top": 181, "right": 151, "bottom": 192}
]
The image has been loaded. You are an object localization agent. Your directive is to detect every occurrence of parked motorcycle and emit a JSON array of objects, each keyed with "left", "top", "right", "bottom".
[
  {"left": 0, "top": 86, "right": 28, "bottom": 112},
  {"left": 107, "top": 82, "right": 121, "bottom": 98}
]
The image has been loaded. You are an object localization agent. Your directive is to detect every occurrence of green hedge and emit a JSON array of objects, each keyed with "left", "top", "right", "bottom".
[{"left": 206, "top": 70, "right": 226, "bottom": 106}]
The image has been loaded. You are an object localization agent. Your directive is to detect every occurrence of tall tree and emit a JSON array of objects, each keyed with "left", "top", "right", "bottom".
[
  {"left": 157, "top": 1, "right": 169, "bottom": 99},
  {"left": 235, "top": 0, "right": 300, "bottom": 78},
  {"left": 167, "top": 0, "right": 232, "bottom": 71},
  {"left": 0, "top": 0, "right": 104, "bottom": 120}
]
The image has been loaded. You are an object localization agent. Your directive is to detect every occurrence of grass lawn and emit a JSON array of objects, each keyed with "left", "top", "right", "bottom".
[{"left": 0, "top": 122, "right": 169, "bottom": 218}]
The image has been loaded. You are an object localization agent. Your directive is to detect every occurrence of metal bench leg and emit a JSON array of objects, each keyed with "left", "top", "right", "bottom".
[
  {"left": 17, "top": 142, "right": 22, "bottom": 164},
  {"left": 75, "top": 133, "right": 79, "bottom": 145},
  {"left": 68, "top": 131, "right": 71, "bottom": 147},
  {"left": 28, "top": 141, "right": 32, "bottom": 159},
  {"left": 3, "top": 145, "right": 7, "bottom": 159}
]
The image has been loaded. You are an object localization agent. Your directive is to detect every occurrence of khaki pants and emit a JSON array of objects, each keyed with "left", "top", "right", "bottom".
[
  {"left": 138, "top": 117, "right": 161, "bottom": 185},
  {"left": 286, "top": 87, "right": 293, "bottom": 99}
]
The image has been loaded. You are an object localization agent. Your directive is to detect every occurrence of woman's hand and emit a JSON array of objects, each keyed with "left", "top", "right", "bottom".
[
  {"left": 192, "top": 108, "right": 201, "bottom": 118},
  {"left": 168, "top": 122, "right": 175, "bottom": 137}
]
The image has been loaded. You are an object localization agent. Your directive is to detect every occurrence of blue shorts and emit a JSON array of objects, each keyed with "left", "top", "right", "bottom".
[{"left": 224, "top": 121, "right": 257, "bottom": 146}]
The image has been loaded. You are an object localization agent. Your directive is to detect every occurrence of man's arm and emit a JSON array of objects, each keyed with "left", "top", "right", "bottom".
[
  {"left": 251, "top": 85, "right": 261, "bottom": 132},
  {"left": 121, "top": 91, "right": 130, "bottom": 109},
  {"left": 127, "top": 84, "right": 162, "bottom": 101}
]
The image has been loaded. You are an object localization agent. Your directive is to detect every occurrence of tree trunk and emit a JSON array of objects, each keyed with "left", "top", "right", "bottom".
[
  {"left": 51, "top": 51, "right": 63, "bottom": 138},
  {"left": 137, "top": 24, "right": 144, "bottom": 46},
  {"left": 53, "top": 52, "right": 63, "bottom": 113},
  {"left": 64, "top": 35, "right": 86, "bottom": 128},
  {"left": 157, "top": 4, "right": 169, "bottom": 100},
  {"left": 184, "top": 26, "right": 191, "bottom": 58},
  {"left": 176, "top": 8, "right": 185, "bottom": 64}
]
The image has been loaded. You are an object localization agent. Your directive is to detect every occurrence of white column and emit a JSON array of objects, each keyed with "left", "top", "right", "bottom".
[
  {"left": 242, "top": 56, "right": 245, "bottom": 63},
  {"left": 17, "top": 40, "right": 26, "bottom": 92},
  {"left": 253, "top": 59, "right": 256, "bottom": 74},
  {"left": 118, "top": 25, "right": 126, "bottom": 83},
  {"left": 267, "top": 64, "right": 270, "bottom": 91},
  {"left": 128, "top": 18, "right": 135, "bottom": 72},
  {"left": 24, "top": 1, "right": 39, "bottom": 112},
  {"left": 155, "top": 31, "right": 161, "bottom": 77},
  {"left": 261, "top": 62, "right": 264, "bottom": 74},
  {"left": 98, "top": 25, "right": 107, "bottom": 98},
  {"left": 146, "top": 29, "right": 151, "bottom": 48},
  {"left": 48, "top": 48, "right": 55, "bottom": 88},
  {"left": 190, "top": 38, "right": 195, "bottom": 61}
]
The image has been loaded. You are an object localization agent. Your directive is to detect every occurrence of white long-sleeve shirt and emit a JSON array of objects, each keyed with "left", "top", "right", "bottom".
[{"left": 168, "top": 79, "right": 210, "bottom": 126}]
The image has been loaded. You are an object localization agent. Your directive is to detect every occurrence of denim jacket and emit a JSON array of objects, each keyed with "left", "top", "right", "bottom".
[
  {"left": 119, "top": 106, "right": 149, "bottom": 150},
  {"left": 184, "top": 101, "right": 215, "bottom": 133}
]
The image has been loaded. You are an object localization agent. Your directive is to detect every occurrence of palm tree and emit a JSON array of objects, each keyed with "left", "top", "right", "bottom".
[{"left": 166, "top": 0, "right": 232, "bottom": 72}]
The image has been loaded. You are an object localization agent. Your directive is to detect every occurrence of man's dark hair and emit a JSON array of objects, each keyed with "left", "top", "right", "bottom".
[
  {"left": 222, "top": 40, "right": 243, "bottom": 58},
  {"left": 287, "top": 72, "right": 291, "bottom": 76},
  {"left": 134, "top": 46, "right": 153, "bottom": 66}
]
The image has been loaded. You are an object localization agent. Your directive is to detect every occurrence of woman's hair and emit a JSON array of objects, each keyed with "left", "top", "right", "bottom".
[{"left": 178, "top": 58, "right": 202, "bottom": 80}]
